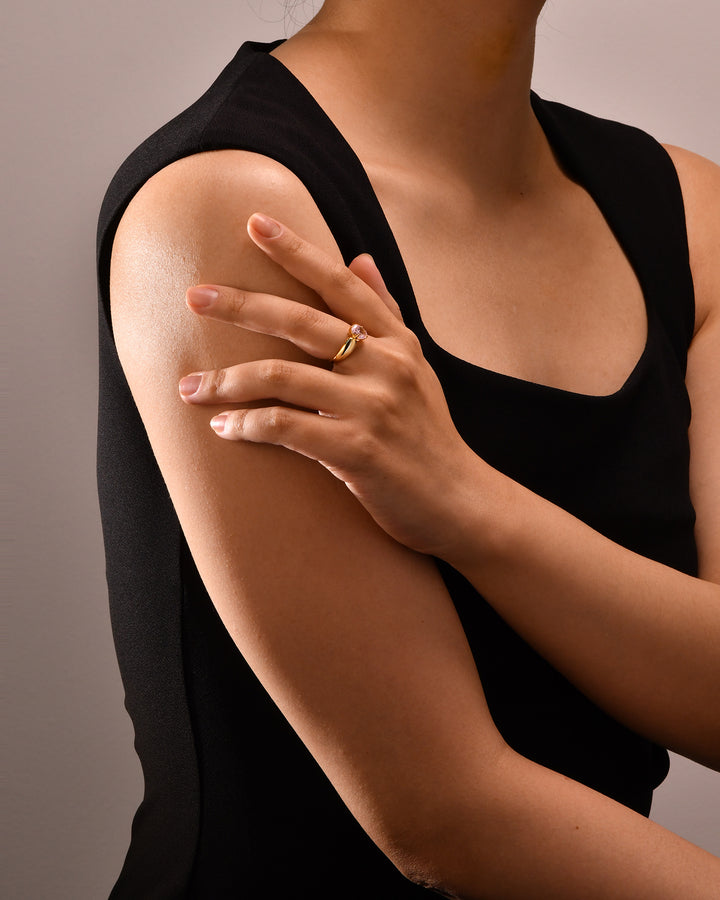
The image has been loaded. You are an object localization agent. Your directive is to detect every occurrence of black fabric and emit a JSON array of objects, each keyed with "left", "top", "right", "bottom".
[{"left": 97, "top": 40, "right": 697, "bottom": 898}]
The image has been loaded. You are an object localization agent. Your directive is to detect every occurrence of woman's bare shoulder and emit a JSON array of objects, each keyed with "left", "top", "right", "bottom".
[
  {"left": 112, "top": 149, "right": 342, "bottom": 320},
  {"left": 110, "top": 148, "right": 346, "bottom": 409},
  {"left": 117, "top": 148, "right": 333, "bottom": 224},
  {"left": 664, "top": 146, "right": 720, "bottom": 583},
  {"left": 662, "top": 145, "right": 720, "bottom": 331}
]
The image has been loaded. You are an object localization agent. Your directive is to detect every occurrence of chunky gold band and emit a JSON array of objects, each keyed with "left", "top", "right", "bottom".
[{"left": 332, "top": 324, "right": 368, "bottom": 362}]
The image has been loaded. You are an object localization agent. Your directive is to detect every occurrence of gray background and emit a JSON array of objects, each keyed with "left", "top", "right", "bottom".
[{"left": 4, "top": 2, "right": 718, "bottom": 897}]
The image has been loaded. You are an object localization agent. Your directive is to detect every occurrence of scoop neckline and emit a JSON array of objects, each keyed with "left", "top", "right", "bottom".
[{"left": 253, "top": 42, "right": 653, "bottom": 403}]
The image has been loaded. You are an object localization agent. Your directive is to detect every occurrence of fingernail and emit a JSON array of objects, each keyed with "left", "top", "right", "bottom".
[
  {"left": 187, "top": 287, "right": 218, "bottom": 309},
  {"left": 210, "top": 414, "right": 228, "bottom": 433},
  {"left": 179, "top": 374, "right": 202, "bottom": 397},
  {"left": 248, "top": 213, "right": 282, "bottom": 239}
]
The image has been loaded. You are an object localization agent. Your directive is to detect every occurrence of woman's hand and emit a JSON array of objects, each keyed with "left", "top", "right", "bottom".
[{"left": 179, "top": 213, "right": 484, "bottom": 556}]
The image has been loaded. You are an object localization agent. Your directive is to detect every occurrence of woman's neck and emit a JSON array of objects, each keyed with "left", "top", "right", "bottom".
[{"left": 276, "top": 0, "right": 548, "bottom": 200}]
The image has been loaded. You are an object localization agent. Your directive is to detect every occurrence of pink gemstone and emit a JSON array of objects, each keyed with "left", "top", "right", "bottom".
[{"left": 350, "top": 323, "right": 368, "bottom": 341}]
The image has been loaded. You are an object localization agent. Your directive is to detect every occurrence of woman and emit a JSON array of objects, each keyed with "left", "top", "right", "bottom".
[{"left": 98, "top": 0, "right": 720, "bottom": 896}]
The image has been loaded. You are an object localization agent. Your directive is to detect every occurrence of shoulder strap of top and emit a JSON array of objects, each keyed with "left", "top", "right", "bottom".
[{"left": 532, "top": 95, "right": 695, "bottom": 371}]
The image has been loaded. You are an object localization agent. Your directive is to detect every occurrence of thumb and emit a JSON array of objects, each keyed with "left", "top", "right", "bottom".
[{"left": 348, "top": 254, "right": 403, "bottom": 322}]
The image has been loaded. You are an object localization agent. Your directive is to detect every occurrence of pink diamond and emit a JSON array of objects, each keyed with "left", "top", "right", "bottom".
[{"left": 350, "top": 323, "right": 368, "bottom": 341}]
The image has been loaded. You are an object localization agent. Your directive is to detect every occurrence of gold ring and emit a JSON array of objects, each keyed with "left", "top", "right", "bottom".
[{"left": 332, "top": 324, "right": 368, "bottom": 362}]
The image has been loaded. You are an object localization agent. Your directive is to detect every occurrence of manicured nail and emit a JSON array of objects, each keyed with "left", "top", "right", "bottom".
[
  {"left": 179, "top": 374, "right": 202, "bottom": 397},
  {"left": 187, "top": 287, "right": 218, "bottom": 309},
  {"left": 210, "top": 414, "right": 228, "bottom": 433},
  {"left": 248, "top": 213, "right": 282, "bottom": 239}
]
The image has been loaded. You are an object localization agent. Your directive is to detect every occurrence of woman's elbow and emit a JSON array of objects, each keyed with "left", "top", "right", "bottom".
[
  {"left": 370, "top": 757, "right": 516, "bottom": 899},
  {"left": 380, "top": 816, "right": 491, "bottom": 899}
]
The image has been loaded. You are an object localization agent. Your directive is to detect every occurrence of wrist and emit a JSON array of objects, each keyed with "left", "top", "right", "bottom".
[{"left": 429, "top": 444, "right": 521, "bottom": 577}]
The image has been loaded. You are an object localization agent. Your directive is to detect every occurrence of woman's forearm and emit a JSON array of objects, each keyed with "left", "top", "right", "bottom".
[
  {"left": 443, "top": 463, "right": 720, "bottom": 768},
  {"left": 403, "top": 746, "right": 720, "bottom": 899}
]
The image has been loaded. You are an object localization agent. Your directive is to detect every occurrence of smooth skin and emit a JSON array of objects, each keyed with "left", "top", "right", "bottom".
[{"left": 110, "top": 0, "right": 720, "bottom": 895}]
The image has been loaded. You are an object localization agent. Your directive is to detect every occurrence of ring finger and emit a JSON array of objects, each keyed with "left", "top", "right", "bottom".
[{"left": 186, "top": 285, "right": 367, "bottom": 362}]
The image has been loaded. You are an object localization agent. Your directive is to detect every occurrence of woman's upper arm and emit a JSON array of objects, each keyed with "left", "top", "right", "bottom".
[
  {"left": 108, "top": 149, "right": 505, "bottom": 862},
  {"left": 665, "top": 145, "right": 720, "bottom": 584}
]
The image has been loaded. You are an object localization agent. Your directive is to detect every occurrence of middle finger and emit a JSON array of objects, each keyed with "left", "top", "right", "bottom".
[{"left": 179, "top": 357, "right": 354, "bottom": 415}]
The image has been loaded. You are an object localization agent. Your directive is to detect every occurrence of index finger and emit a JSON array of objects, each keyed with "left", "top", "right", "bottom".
[{"left": 247, "top": 213, "right": 401, "bottom": 336}]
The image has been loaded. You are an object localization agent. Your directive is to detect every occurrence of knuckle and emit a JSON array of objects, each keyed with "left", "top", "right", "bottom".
[
  {"left": 260, "top": 359, "right": 292, "bottom": 387},
  {"left": 401, "top": 328, "right": 423, "bottom": 357},
  {"left": 350, "top": 427, "right": 377, "bottom": 468},
  {"left": 230, "top": 410, "right": 246, "bottom": 435},
  {"left": 328, "top": 263, "right": 356, "bottom": 292},
  {"left": 290, "top": 301, "right": 320, "bottom": 330},
  {"left": 394, "top": 361, "right": 418, "bottom": 393},
  {"left": 263, "top": 407, "right": 290, "bottom": 434},
  {"left": 207, "top": 367, "right": 228, "bottom": 395},
  {"left": 379, "top": 343, "right": 416, "bottom": 384},
  {"left": 228, "top": 290, "right": 248, "bottom": 315},
  {"left": 367, "top": 383, "right": 396, "bottom": 417}
]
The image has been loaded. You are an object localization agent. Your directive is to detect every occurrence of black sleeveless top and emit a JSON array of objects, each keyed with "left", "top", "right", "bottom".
[{"left": 97, "top": 40, "right": 697, "bottom": 899}]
